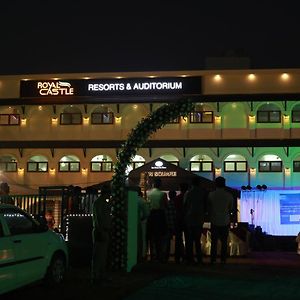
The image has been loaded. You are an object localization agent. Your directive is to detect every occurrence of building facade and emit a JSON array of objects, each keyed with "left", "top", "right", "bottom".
[{"left": 1, "top": 69, "right": 300, "bottom": 194}]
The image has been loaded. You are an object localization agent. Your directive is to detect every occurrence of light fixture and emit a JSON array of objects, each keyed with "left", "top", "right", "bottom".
[
  {"left": 115, "top": 113, "right": 122, "bottom": 122},
  {"left": 214, "top": 115, "right": 221, "bottom": 122},
  {"left": 213, "top": 74, "right": 222, "bottom": 82},
  {"left": 215, "top": 167, "right": 221, "bottom": 174},
  {"left": 249, "top": 115, "right": 256, "bottom": 122},
  {"left": 247, "top": 73, "right": 256, "bottom": 81},
  {"left": 250, "top": 167, "right": 256, "bottom": 174},
  {"left": 83, "top": 116, "right": 89, "bottom": 125},
  {"left": 49, "top": 168, "right": 56, "bottom": 175},
  {"left": 51, "top": 117, "right": 58, "bottom": 125},
  {"left": 281, "top": 73, "right": 290, "bottom": 81},
  {"left": 285, "top": 167, "right": 291, "bottom": 175},
  {"left": 21, "top": 117, "right": 27, "bottom": 125}
]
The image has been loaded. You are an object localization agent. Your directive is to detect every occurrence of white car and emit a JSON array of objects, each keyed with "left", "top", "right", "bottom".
[{"left": 0, "top": 204, "right": 68, "bottom": 295}]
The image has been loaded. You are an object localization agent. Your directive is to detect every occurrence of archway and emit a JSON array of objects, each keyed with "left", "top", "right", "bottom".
[{"left": 110, "top": 98, "right": 194, "bottom": 270}]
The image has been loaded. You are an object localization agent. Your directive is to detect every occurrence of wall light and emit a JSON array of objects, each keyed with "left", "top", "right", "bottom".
[
  {"left": 18, "top": 167, "right": 24, "bottom": 175},
  {"left": 283, "top": 114, "right": 290, "bottom": 122},
  {"left": 49, "top": 168, "right": 56, "bottom": 175},
  {"left": 281, "top": 73, "right": 290, "bottom": 81},
  {"left": 115, "top": 113, "right": 122, "bottom": 123},
  {"left": 213, "top": 74, "right": 222, "bottom": 82},
  {"left": 51, "top": 117, "right": 58, "bottom": 125},
  {"left": 21, "top": 117, "right": 27, "bottom": 126},
  {"left": 81, "top": 168, "right": 88, "bottom": 175},
  {"left": 83, "top": 116, "right": 89, "bottom": 125},
  {"left": 247, "top": 73, "right": 256, "bottom": 81},
  {"left": 215, "top": 167, "right": 221, "bottom": 175},
  {"left": 285, "top": 167, "right": 291, "bottom": 175},
  {"left": 181, "top": 116, "right": 188, "bottom": 122},
  {"left": 214, "top": 115, "right": 221, "bottom": 123},
  {"left": 249, "top": 115, "right": 256, "bottom": 122},
  {"left": 250, "top": 167, "right": 256, "bottom": 174}
]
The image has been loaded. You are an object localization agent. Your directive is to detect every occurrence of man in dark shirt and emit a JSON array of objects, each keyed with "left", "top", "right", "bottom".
[
  {"left": 91, "top": 184, "right": 112, "bottom": 284},
  {"left": 184, "top": 177, "right": 206, "bottom": 265}
]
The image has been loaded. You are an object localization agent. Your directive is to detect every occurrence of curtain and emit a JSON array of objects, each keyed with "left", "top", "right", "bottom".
[{"left": 240, "top": 190, "right": 300, "bottom": 236}]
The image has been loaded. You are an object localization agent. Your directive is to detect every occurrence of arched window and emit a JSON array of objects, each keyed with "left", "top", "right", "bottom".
[
  {"left": 91, "top": 155, "right": 113, "bottom": 172},
  {"left": 224, "top": 154, "right": 247, "bottom": 172},
  {"left": 60, "top": 106, "right": 82, "bottom": 125},
  {"left": 0, "top": 155, "right": 17, "bottom": 172},
  {"left": 27, "top": 155, "right": 48, "bottom": 172},
  {"left": 59, "top": 155, "right": 80, "bottom": 172},
  {"left": 190, "top": 154, "right": 213, "bottom": 172},
  {"left": 126, "top": 155, "right": 145, "bottom": 175},
  {"left": 91, "top": 106, "right": 114, "bottom": 124},
  {"left": 189, "top": 103, "right": 214, "bottom": 123},
  {"left": 258, "top": 154, "right": 282, "bottom": 172},
  {"left": 160, "top": 154, "right": 179, "bottom": 166},
  {"left": 257, "top": 103, "right": 281, "bottom": 123},
  {"left": 292, "top": 104, "right": 300, "bottom": 123},
  {"left": 0, "top": 107, "right": 20, "bottom": 126}
]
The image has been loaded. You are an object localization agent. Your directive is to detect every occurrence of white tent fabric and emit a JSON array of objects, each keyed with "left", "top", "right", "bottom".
[{"left": 240, "top": 190, "right": 300, "bottom": 236}]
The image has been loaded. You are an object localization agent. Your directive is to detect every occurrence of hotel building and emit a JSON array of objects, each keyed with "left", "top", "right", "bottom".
[{"left": 1, "top": 69, "right": 300, "bottom": 195}]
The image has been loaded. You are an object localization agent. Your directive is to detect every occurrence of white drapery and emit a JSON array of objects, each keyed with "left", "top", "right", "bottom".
[{"left": 240, "top": 190, "right": 300, "bottom": 236}]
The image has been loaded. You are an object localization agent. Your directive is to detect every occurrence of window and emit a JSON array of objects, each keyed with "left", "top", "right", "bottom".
[
  {"left": 292, "top": 111, "right": 300, "bottom": 122},
  {"left": 189, "top": 111, "right": 213, "bottom": 123},
  {"left": 293, "top": 161, "right": 300, "bottom": 172},
  {"left": 27, "top": 155, "right": 48, "bottom": 172},
  {"left": 59, "top": 162, "right": 80, "bottom": 172},
  {"left": 258, "top": 161, "right": 282, "bottom": 172},
  {"left": 91, "top": 161, "right": 113, "bottom": 172},
  {"left": 166, "top": 117, "right": 180, "bottom": 124},
  {"left": 224, "top": 161, "right": 247, "bottom": 172},
  {"left": 0, "top": 156, "right": 17, "bottom": 172},
  {"left": 0, "top": 162, "right": 17, "bottom": 172},
  {"left": 91, "top": 112, "right": 114, "bottom": 124},
  {"left": 257, "top": 104, "right": 281, "bottom": 123},
  {"left": 224, "top": 154, "right": 247, "bottom": 172},
  {"left": 3, "top": 209, "right": 38, "bottom": 235},
  {"left": 91, "top": 155, "right": 113, "bottom": 172},
  {"left": 257, "top": 111, "right": 281, "bottom": 123},
  {"left": 59, "top": 155, "right": 80, "bottom": 172},
  {"left": 27, "top": 162, "right": 48, "bottom": 172},
  {"left": 0, "top": 114, "right": 20, "bottom": 125},
  {"left": 60, "top": 113, "right": 82, "bottom": 125},
  {"left": 190, "top": 161, "right": 213, "bottom": 172}
]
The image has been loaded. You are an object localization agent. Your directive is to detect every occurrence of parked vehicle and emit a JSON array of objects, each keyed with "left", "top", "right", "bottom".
[{"left": 0, "top": 204, "right": 68, "bottom": 295}]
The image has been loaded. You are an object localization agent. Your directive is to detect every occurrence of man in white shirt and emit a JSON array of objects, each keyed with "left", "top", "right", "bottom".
[{"left": 207, "top": 176, "right": 234, "bottom": 264}]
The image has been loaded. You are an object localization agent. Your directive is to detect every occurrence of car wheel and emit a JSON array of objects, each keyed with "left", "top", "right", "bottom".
[{"left": 45, "top": 253, "right": 66, "bottom": 285}]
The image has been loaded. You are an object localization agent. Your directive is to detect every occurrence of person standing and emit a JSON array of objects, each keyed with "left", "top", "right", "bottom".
[
  {"left": 207, "top": 176, "right": 234, "bottom": 265},
  {"left": 0, "top": 182, "right": 14, "bottom": 205},
  {"left": 173, "top": 182, "right": 189, "bottom": 264},
  {"left": 163, "top": 190, "right": 177, "bottom": 262},
  {"left": 147, "top": 177, "right": 168, "bottom": 262},
  {"left": 91, "top": 184, "right": 113, "bottom": 284},
  {"left": 137, "top": 187, "right": 150, "bottom": 262},
  {"left": 184, "top": 176, "right": 207, "bottom": 265}
]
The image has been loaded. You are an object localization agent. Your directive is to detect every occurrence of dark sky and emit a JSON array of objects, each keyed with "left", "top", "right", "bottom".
[{"left": 1, "top": 1, "right": 300, "bottom": 75}]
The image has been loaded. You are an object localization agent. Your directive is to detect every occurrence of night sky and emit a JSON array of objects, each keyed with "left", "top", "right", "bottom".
[{"left": 1, "top": 1, "right": 300, "bottom": 75}]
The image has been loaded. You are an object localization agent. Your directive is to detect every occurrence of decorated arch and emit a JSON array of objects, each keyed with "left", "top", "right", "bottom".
[{"left": 110, "top": 98, "right": 194, "bottom": 269}]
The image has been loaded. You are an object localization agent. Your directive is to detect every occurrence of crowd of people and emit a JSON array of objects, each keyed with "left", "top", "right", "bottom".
[
  {"left": 144, "top": 176, "right": 234, "bottom": 265},
  {"left": 91, "top": 175, "right": 235, "bottom": 284}
]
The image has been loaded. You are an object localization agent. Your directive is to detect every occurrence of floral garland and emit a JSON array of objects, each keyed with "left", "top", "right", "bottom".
[{"left": 110, "top": 98, "right": 195, "bottom": 270}]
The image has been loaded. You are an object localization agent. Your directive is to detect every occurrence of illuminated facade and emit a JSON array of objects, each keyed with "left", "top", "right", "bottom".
[{"left": 1, "top": 69, "right": 300, "bottom": 194}]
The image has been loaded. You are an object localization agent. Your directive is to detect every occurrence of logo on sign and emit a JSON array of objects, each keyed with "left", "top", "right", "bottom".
[{"left": 37, "top": 81, "right": 74, "bottom": 96}]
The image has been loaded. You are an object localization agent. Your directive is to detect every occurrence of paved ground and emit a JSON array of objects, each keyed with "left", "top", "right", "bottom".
[{"left": 3, "top": 251, "right": 300, "bottom": 300}]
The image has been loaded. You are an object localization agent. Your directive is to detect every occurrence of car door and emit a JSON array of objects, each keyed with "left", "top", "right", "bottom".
[
  {"left": 0, "top": 212, "right": 17, "bottom": 295},
  {"left": 3, "top": 207, "right": 49, "bottom": 286}
]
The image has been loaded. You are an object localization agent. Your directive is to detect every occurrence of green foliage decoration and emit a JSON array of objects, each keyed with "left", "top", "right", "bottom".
[{"left": 110, "top": 98, "right": 194, "bottom": 270}]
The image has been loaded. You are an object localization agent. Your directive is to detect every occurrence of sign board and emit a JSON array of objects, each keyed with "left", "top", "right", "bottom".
[{"left": 20, "top": 77, "right": 202, "bottom": 98}]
